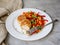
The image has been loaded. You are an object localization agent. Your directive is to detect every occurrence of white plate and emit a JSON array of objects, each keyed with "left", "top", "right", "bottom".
[{"left": 5, "top": 8, "right": 53, "bottom": 41}]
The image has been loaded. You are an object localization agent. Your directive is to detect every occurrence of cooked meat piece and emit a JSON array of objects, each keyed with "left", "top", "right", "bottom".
[
  {"left": 17, "top": 15, "right": 26, "bottom": 24},
  {"left": 17, "top": 15, "right": 31, "bottom": 35},
  {"left": 21, "top": 19, "right": 31, "bottom": 31}
]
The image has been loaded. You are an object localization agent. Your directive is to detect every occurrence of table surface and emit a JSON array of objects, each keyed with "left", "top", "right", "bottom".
[{"left": 5, "top": 0, "right": 60, "bottom": 45}]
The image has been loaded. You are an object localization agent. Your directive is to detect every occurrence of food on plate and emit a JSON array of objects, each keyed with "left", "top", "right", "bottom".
[
  {"left": 17, "top": 15, "right": 26, "bottom": 24},
  {"left": 17, "top": 15, "right": 31, "bottom": 35},
  {"left": 17, "top": 11, "right": 48, "bottom": 36}
]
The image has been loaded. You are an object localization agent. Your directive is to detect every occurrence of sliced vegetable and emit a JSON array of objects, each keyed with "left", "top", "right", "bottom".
[
  {"left": 31, "top": 20, "right": 36, "bottom": 24},
  {"left": 32, "top": 14, "right": 37, "bottom": 18},
  {"left": 37, "top": 26, "right": 42, "bottom": 30}
]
